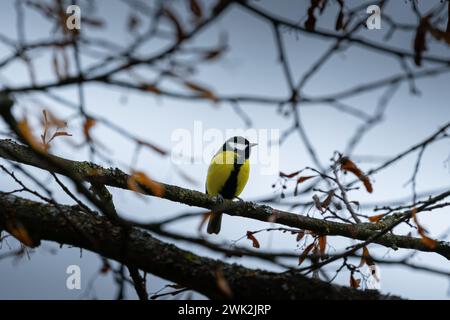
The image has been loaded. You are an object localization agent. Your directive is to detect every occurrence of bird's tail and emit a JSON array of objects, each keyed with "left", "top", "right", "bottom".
[{"left": 207, "top": 212, "right": 222, "bottom": 234}]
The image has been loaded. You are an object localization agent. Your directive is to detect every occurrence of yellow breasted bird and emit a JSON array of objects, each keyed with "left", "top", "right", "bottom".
[{"left": 206, "top": 136, "right": 257, "bottom": 234}]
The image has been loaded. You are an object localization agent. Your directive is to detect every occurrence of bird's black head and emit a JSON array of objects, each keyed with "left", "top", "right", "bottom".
[{"left": 222, "top": 136, "right": 257, "bottom": 160}]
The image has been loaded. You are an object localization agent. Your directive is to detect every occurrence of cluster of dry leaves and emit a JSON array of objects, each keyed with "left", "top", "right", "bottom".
[{"left": 253, "top": 154, "right": 438, "bottom": 288}]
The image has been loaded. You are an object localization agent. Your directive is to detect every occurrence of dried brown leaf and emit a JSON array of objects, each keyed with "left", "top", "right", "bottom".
[
  {"left": 312, "top": 194, "right": 323, "bottom": 212},
  {"left": 6, "top": 221, "right": 34, "bottom": 247},
  {"left": 429, "top": 26, "right": 450, "bottom": 45},
  {"left": 100, "top": 260, "right": 111, "bottom": 273},
  {"left": 128, "top": 171, "right": 165, "bottom": 197},
  {"left": 368, "top": 213, "right": 386, "bottom": 223},
  {"left": 321, "top": 190, "right": 335, "bottom": 209},
  {"left": 184, "top": 81, "right": 218, "bottom": 102},
  {"left": 189, "top": 0, "right": 203, "bottom": 19},
  {"left": 298, "top": 242, "right": 315, "bottom": 265},
  {"left": 18, "top": 118, "right": 45, "bottom": 152},
  {"left": 297, "top": 175, "right": 316, "bottom": 183},
  {"left": 318, "top": 235, "right": 327, "bottom": 258},
  {"left": 279, "top": 170, "right": 301, "bottom": 178},
  {"left": 335, "top": 9, "right": 344, "bottom": 31},
  {"left": 295, "top": 175, "right": 316, "bottom": 195},
  {"left": 414, "top": 16, "right": 429, "bottom": 66},
  {"left": 412, "top": 208, "right": 437, "bottom": 249},
  {"left": 420, "top": 234, "right": 437, "bottom": 249},
  {"left": 203, "top": 48, "right": 226, "bottom": 61},
  {"left": 142, "top": 84, "right": 162, "bottom": 95},
  {"left": 83, "top": 117, "right": 97, "bottom": 142},
  {"left": 46, "top": 131, "right": 72, "bottom": 146},
  {"left": 52, "top": 131, "right": 72, "bottom": 138},
  {"left": 246, "top": 231, "right": 260, "bottom": 249},
  {"left": 359, "top": 246, "right": 375, "bottom": 267},
  {"left": 43, "top": 109, "right": 67, "bottom": 128},
  {"left": 305, "top": 0, "right": 321, "bottom": 31},
  {"left": 350, "top": 274, "right": 361, "bottom": 289},
  {"left": 296, "top": 230, "right": 305, "bottom": 242},
  {"left": 340, "top": 157, "right": 373, "bottom": 193}
]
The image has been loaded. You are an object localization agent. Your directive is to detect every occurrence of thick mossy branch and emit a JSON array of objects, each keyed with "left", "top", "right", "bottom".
[
  {"left": 0, "top": 138, "right": 449, "bottom": 259},
  {"left": 0, "top": 192, "right": 401, "bottom": 300}
]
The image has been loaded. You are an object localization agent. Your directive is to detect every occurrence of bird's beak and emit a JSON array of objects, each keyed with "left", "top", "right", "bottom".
[{"left": 250, "top": 143, "right": 258, "bottom": 148}]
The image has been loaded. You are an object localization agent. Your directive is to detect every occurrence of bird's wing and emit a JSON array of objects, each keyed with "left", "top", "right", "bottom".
[{"left": 206, "top": 151, "right": 236, "bottom": 196}]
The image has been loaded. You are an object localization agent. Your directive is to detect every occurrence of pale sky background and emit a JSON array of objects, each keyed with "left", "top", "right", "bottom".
[{"left": 0, "top": 0, "right": 449, "bottom": 299}]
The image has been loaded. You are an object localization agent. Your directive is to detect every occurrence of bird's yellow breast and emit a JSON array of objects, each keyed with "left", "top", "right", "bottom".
[{"left": 206, "top": 151, "right": 250, "bottom": 198}]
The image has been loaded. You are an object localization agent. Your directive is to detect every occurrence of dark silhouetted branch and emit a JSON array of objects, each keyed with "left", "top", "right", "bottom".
[
  {"left": 0, "top": 138, "right": 449, "bottom": 260},
  {"left": 0, "top": 192, "right": 402, "bottom": 300}
]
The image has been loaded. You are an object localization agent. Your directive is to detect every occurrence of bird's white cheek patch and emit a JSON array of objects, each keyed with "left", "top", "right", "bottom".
[{"left": 227, "top": 141, "right": 246, "bottom": 151}]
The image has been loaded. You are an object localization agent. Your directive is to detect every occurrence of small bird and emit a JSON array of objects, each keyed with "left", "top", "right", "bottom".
[{"left": 205, "top": 136, "right": 257, "bottom": 234}]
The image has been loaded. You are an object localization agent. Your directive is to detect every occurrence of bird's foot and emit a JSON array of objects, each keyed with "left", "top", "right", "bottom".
[{"left": 212, "top": 194, "right": 225, "bottom": 204}]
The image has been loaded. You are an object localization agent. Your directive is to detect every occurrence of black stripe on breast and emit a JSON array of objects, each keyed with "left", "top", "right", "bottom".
[{"left": 219, "top": 159, "right": 243, "bottom": 199}]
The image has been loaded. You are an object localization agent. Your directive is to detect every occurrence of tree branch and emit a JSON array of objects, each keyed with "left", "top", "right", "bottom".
[
  {"left": 0, "top": 138, "right": 449, "bottom": 260},
  {"left": 0, "top": 192, "right": 401, "bottom": 300}
]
